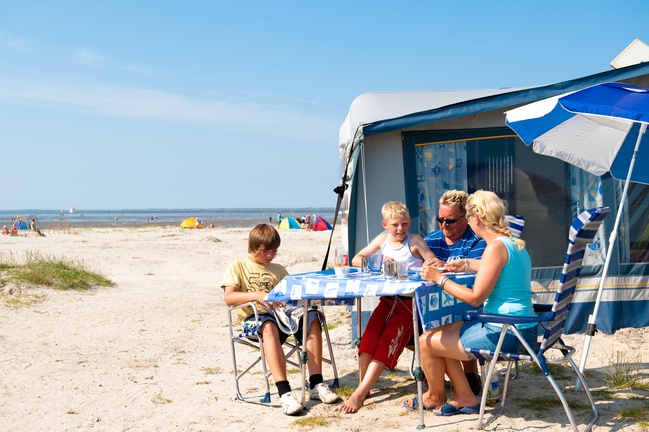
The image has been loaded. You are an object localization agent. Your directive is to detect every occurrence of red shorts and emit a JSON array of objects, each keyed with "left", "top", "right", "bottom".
[{"left": 358, "top": 296, "right": 414, "bottom": 369}]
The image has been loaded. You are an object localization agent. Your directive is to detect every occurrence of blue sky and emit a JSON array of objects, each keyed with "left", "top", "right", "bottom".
[{"left": 1, "top": 1, "right": 648, "bottom": 210}]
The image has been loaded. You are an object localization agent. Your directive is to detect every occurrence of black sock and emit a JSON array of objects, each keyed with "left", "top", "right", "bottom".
[
  {"left": 276, "top": 380, "right": 292, "bottom": 397},
  {"left": 309, "top": 374, "right": 323, "bottom": 389}
]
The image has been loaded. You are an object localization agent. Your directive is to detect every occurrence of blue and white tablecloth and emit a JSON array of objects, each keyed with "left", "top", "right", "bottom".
[{"left": 265, "top": 268, "right": 479, "bottom": 331}]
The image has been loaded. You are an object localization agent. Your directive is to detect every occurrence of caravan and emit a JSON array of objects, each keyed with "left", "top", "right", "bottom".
[{"left": 338, "top": 63, "right": 649, "bottom": 335}]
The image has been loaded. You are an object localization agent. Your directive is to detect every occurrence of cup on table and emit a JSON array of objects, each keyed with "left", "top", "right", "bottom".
[
  {"left": 334, "top": 266, "right": 350, "bottom": 277},
  {"left": 383, "top": 260, "right": 397, "bottom": 279},
  {"left": 397, "top": 261, "right": 409, "bottom": 280},
  {"left": 360, "top": 257, "right": 369, "bottom": 273},
  {"left": 368, "top": 254, "right": 383, "bottom": 274}
]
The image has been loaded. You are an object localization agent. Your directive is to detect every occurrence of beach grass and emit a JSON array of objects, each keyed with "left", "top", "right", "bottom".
[
  {"left": 0, "top": 251, "right": 113, "bottom": 291},
  {"left": 604, "top": 351, "right": 649, "bottom": 391}
]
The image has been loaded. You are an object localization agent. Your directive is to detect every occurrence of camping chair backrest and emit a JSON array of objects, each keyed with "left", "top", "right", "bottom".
[
  {"left": 505, "top": 214, "right": 525, "bottom": 239},
  {"left": 539, "top": 207, "right": 610, "bottom": 355}
]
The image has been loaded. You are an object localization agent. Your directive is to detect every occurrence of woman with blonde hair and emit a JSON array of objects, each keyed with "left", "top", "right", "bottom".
[{"left": 409, "top": 190, "right": 537, "bottom": 416}]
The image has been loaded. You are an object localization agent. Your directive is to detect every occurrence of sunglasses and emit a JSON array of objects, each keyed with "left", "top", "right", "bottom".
[{"left": 436, "top": 217, "right": 461, "bottom": 225}]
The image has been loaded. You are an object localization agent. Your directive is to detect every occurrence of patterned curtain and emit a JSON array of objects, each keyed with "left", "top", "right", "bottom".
[{"left": 416, "top": 142, "right": 468, "bottom": 234}]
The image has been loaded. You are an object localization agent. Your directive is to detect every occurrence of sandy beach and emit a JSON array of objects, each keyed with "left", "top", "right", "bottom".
[{"left": 1, "top": 226, "right": 647, "bottom": 432}]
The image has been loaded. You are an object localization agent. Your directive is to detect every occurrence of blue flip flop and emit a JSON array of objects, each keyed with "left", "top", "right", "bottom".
[
  {"left": 434, "top": 402, "right": 480, "bottom": 416},
  {"left": 403, "top": 396, "right": 437, "bottom": 411}
]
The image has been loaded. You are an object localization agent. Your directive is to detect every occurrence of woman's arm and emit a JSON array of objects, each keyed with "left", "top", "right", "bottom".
[{"left": 421, "top": 240, "right": 508, "bottom": 307}]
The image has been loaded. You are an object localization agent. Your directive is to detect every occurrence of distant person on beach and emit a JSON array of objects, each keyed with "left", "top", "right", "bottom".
[
  {"left": 221, "top": 223, "right": 341, "bottom": 415},
  {"left": 340, "top": 201, "right": 437, "bottom": 413},
  {"left": 2, "top": 225, "right": 8, "bottom": 235},
  {"left": 276, "top": 211, "right": 282, "bottom": 226},
  {"left": 31, "top": 218, "right": 45, "bottom": 236}
]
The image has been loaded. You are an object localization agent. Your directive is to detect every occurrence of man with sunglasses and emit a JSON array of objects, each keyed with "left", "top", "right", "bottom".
[{"left": 423, "top": 190, "right": 486, "bottom": 396}]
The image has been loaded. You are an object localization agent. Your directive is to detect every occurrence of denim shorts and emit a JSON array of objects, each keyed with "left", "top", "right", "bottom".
[
  {"left": 244, "top": 310, "right": 320, "bottom": 345},
  {"left": 460, "top": 321, "right": 539, "bottom": 356}
]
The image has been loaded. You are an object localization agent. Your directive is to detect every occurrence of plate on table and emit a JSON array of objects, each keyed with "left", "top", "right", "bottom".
[{"left": 410, "top": 266, "right": 447, "bottom": 272}]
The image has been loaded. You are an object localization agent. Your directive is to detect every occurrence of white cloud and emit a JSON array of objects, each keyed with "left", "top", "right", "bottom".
[
  {"left": 0, "top": 30, "right": 32, "bottom": 51},
  {"left": 0, "top": 76, "right": 338, "bottom": 144}
]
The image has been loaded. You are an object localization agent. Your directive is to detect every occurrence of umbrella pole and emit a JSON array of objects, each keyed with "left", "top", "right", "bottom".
[{"left": 577, "top": 123, "right": 647, "bottom": 388}]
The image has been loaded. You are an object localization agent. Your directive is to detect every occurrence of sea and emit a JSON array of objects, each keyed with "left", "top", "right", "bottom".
[{"left": 0, "top": 208, "right": 337, "bottom": 229}]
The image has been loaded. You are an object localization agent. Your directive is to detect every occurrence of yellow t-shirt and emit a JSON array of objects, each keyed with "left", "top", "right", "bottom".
[{"left": 220, "top": 257, "right": 289, "bottom": 321}]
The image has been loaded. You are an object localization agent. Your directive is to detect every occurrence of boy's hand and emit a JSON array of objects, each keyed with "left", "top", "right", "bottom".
[
  {"left": 423, "top": 257, "right": 445, "bottom": 267},
  {"left": 256, "top": 292, "right": 281, "bottom": 311}
]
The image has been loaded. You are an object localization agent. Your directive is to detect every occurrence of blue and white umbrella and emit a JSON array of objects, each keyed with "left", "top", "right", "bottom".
[{"left": 505, "top": 82, "right": 649, "bottom": 377}]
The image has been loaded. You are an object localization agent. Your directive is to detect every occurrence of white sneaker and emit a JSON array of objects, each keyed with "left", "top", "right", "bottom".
[
  {"left": 309, "top": 382, "right": 341, "bottom": 404},
  {"left": 280, "top": 391, "right": 303, "bottom": 415}
]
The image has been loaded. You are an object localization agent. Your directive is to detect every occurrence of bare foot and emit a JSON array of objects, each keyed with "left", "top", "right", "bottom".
[{"left": 339, "top": 394, "right": 365, "bottom": 413}]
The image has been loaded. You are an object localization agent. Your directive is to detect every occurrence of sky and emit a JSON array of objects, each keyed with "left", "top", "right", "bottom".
[{"left": 1, "top": 1, "right": 649, "bottom": 211}]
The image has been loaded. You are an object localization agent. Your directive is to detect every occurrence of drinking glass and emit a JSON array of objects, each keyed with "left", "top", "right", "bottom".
[
  {"left": 397, "top": 261, "right": 409, "bottom": 280},
  {"left": 368, "top": 254, "right": 383, "bottom": 274}
]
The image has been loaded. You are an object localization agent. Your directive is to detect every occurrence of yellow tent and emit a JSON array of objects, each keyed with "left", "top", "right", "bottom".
[{"left": 180, "top": 217, "right": 203, "bottom": 229}]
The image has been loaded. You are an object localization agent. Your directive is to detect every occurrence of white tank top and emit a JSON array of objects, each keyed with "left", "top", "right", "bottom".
[{"left": 380, "top": 234, "right": 423, "bottom": 268}]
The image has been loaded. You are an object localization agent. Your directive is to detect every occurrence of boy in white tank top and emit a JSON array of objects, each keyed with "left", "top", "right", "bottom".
[{"left": 339, "top": 202, "right": 437, "bottom": 413}]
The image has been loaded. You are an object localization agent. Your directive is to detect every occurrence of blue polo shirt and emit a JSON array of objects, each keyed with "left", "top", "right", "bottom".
[{"left": 424, "top": 227, "right": 486, "bottom": 260}]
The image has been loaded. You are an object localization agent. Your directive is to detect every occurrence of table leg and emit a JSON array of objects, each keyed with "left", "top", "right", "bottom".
[
  {"left": 355, "top": 297, "right": 362, "bottom": 386},
  {"left": 411, "top": 297, "right": 426, "bottom": 429},
  {"left": 300, "top": 299, "right": 308, "bottom": 406}
]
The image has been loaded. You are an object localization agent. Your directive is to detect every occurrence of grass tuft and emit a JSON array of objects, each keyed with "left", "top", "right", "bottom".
[
  {"left": 604, "top": 351, "right": 648, "bottom": 391},
  {"left": 333, "top": 385, "right": 354, "bottom": 399},
  {"left": 513, "top": 395, "right": 589, "bottom": 411},
  {"left": 0, "top": 251, "right": 113, "bottom": 291},
  {"left": 290, "top": 415, "right": 333, "bottom": 428}
]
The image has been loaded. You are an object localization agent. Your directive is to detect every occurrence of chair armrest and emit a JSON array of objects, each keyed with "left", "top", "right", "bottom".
[
  {"left": 464, "top": 311, "right": 552, "bottom": 325},
  {"left": 228, "top": 301, "right": 259, "bottom": 314},
  {"left": 533, "top": 303, "right": 553, "bottom": 312}
]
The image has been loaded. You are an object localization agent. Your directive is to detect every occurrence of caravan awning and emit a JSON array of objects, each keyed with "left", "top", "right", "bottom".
[{"left": 339, "top": 62, "right": 649, "bottom": 149}]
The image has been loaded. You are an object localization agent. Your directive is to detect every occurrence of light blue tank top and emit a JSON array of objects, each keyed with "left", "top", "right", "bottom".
[{"left": 483, "top": 237, "right": 536, "bottom": 329}]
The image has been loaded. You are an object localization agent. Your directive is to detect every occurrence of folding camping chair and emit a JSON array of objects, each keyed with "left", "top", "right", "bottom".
[
  {"left": 227, "top": 302, "right": 339, "bottom": 404},
  {"left": 463, "top": 206, "right": 609, "bottom": 432},
  {"left": 480, "top": 214, "right": 526, "bottom": 382}
]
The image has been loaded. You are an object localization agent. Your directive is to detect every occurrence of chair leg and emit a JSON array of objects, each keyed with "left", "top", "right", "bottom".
[
  {"left": 228, "top": 314, "right": 272, "bottom": 404},
  {"left": 315, "top": 307, "right": 340, "bottom": 388},
  {"left": 564, "top": 358, "right": 599, "bottom": 432}
]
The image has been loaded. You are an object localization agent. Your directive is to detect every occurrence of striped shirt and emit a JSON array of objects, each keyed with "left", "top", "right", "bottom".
[{"left": 423, "top": 227, "right": 486, "bottom": 261}]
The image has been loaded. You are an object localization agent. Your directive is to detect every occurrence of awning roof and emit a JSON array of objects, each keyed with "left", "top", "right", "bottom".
[{"left": 339, "top": 62, "right": 649, "bottom": 147}]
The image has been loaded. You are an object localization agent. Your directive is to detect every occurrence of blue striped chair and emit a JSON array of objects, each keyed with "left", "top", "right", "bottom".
[
  {"left": 505, "top": 214, "right": 525, "bottom": 239},
  {"left": 464, "top": 206, "right": 609, "bottom": 432}
]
